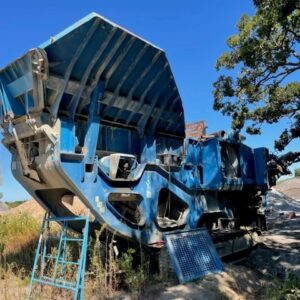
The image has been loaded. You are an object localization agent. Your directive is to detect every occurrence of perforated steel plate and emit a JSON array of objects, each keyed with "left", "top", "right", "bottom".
[{"left": 164, "top": 228, "right": 223, "bottom": 283}]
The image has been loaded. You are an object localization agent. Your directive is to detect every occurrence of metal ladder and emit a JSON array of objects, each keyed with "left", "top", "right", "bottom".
[{"left": 28, "top": 213, "right": 89, "bottom": 300}]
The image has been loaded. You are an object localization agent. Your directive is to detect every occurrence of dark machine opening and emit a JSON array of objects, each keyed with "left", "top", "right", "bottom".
[
  {"left": 220, "top": 143, "right": 241, "bottom": 178},
  {"left": 98, "top": 154, "right": 138, "bottom": 181},
  {"left": 197, "top": 212, "right": 228, "bottom": 230},
  {"left": 156, "top": 188, "right": 188, "bottom": 230},
  {"left": 198, "top": 165, "right": 204, "bottom": 185},
  {"left": 107, "top": 192, "right": 145, "bottom": 228},
  {"left": 157, "top": 153, "right": 181, "bottom": 167},
  {"left": 115, "top": 156, "right": 137, "bottom": 179}
]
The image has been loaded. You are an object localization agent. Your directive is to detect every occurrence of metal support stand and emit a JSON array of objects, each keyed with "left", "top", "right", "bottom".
[{"left": 28, "top": 213, "right": 89, "bottom": 300}]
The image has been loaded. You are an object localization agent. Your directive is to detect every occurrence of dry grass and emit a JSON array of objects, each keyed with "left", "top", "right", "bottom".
[
  {"left": 0, "top": 213, "right": 39, "bottom": 268},
  {"left": 0, "top": 213, "right": 39, "bottom": 299},
  {"left": 5, "top": 208, "right": 299, "bottom": 300},
  {"left": 0, "top": 211, "right": 151, "bottom": 299}
]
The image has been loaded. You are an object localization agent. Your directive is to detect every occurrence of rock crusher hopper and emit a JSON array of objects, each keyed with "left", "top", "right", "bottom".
[{"left": 0, "top": 13, "right": 270, "bottom": 283}]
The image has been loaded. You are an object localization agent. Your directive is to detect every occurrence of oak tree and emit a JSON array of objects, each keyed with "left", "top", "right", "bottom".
[{"left": 213, "top": 0, "right": 300, "bottom": 150}]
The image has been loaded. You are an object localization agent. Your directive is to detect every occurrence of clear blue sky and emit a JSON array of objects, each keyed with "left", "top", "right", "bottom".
[{"left": 0, "top": 0, "right": 299, "bottom": 201}]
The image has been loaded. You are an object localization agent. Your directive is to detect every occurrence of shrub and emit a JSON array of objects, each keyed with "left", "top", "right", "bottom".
[
  {"left": 295, "top": 168, "right": 300, "bottom": 177},
  {"left": 119, "top": 248, "right": 147, "bottom": 298},
  {"left": 262, "top": 273, "right": 300, "bottom": 300}
]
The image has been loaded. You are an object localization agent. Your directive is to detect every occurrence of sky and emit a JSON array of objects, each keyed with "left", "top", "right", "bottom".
[{"left": 0, "top": 0, "right": 299, "bottom": 201}]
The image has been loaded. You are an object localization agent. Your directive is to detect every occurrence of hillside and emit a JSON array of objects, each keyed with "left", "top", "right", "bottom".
[
  {"left": 275, "top": 177, "right": 300, "bottom": 201},
  {"left": 8, "top": 199, "right": 45, "bottom": 220}
]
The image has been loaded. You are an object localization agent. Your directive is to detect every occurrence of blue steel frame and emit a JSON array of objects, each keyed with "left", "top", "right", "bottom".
[{"left": 29, "top": 214, "right": 89, "bottom": 300}]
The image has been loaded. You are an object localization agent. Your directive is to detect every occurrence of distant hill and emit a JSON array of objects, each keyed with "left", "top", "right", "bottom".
[
  {"left": 8, "top": 199, "right": 45, "bottom": 220},
  {"left": 5, "top": 200, "right": 26, "bottom": 208},
  {"left": 275, "top": 177, "right": 300, "bottom": 201}
]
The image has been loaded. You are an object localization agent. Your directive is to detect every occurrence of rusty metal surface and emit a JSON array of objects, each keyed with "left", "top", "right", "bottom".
[{"left": 185, "top": 120, "right": 206, "bottom": 139}]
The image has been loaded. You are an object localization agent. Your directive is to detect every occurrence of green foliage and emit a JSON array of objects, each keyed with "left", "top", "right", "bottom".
[
  {"left": 214, "top": 0, "right": 300, "bottom": 151},
  {"left": 295, "top": 168, "right": 300, "bottom": 177},
  {"left": 262, "top": 273, "right": 300, "bottom": 300},
  {"left": 119, "top": 248, "right": 146, "bottom": 296}
]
